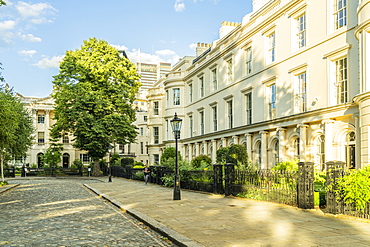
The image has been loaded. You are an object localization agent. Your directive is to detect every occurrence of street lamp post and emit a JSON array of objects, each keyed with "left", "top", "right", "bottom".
[
  {"left": 108, "top": 145, "right": 113, "bottom": 182},
  {"left": 170, "top": 113, "right": 182, "bottom": 200}
]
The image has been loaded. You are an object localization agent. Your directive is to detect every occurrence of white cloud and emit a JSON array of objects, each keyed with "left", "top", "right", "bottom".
[
  {"left": 18, "top": 49, "right": 37, "bottom": 57},
  {"left": 16, "top": 1, "right": 57, "bottom": 19},
  {"left": 189, "top": 43, "right": 197, "bottom": 51},
  {"left": 33, "top": 55, "right": 64, "bottom": 69},
  {"left": 156, "top": 49, "right": 176, "bottom": 56},
  {"left": 111, "top": 44, "right": 128, "bottom": 51},
  {"left": 0, "top": 20, "right": 16, "bottom": 30},
  {"left": 20, "top": 33, "right": 41, "bottom": 42},
  {"left": 174, "top": 0, "right": 185, "bottom": 12},
  {"left": 125, "top": 48, "right": 180, "bottom": 65}
]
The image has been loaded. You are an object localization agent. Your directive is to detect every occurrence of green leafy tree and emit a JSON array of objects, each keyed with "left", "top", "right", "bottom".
[
  {"left": 51, "top": 38, "right": 140, "bottom": 176},
  {"left": 0, "top": 86, "right": 33, "bottom": 182},
  {"left": 226, "top": 144, "right": 249, "bottom": 166},
  {"left": 42, "top": 139, "right": 63, "bottom": 176},
  {"left": 191, "top": 155, "right": 212, "bottom": 169},
  {"left": 0, "top": 63, "right": 4, "bottom": 82},
  {"left": 160, "top": 146, "right": 182, "bottom": 164},
  {"left": 216, "top": 147, "right": 228, "bottom": 164},
  {"left": 0, "top": 1, "right": 6, "bottom": 6},
  {"left": 335, "top": 166, "right": 370, "bottom": 211}
]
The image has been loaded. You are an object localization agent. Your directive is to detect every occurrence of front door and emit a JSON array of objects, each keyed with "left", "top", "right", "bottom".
[{"left": 63, "top": 153, "right": 70, "bottom": 168}]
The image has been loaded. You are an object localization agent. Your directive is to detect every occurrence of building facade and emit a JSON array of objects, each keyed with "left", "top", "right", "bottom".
[
  {"left": 146, "top": 0, "right": 370, "bottom": 170},
  {"left": 18, "top": 94, "right": 91, "bottom": 167}
]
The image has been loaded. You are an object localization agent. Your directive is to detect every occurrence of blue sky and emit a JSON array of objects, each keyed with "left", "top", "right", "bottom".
[{"left": 0, "top": 0, "right": 252, "bottom": 97}]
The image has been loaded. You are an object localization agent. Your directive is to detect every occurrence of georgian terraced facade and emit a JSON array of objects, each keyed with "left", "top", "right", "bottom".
[{"left": 146, "top": 0, "right": 370, "bottom": 170}]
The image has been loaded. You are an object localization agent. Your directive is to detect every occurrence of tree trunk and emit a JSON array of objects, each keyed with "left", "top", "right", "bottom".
[
  {"left": 92, "top": 159, "right": 101, "bottom": 176},
  {"left": 0, "top": 152, "right": 4, "bottom": 183}
]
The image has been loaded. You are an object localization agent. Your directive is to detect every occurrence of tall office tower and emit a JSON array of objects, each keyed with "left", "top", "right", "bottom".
[{"left": 136, "top": 62, "right": 171, "bottom": 91}]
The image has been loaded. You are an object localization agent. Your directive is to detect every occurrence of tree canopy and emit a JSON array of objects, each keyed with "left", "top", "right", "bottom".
[
  {"left": 51, "top": 38, "right": 140, "bottom": 175},
  {"left": 0, "top": 85, "right": 34, "bottom": 181},
  {"left": 0, "top": 1, "right": 6, "bottom": 6}
]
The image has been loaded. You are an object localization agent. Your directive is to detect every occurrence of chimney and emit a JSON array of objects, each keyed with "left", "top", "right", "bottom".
[
  {"left": 196, "top": 43, "right": 212, "bottom": 57},
  {"left": 219, "top": 21, "right": 240, "bottom": 39}
]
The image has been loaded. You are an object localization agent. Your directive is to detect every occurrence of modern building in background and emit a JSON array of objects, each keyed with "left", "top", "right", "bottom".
[
  {"left": 136, "top": 62, "right": 171, "bottom": 91},
  {"left": 146, "top": 0, "right": 370, "bottom": 170}
]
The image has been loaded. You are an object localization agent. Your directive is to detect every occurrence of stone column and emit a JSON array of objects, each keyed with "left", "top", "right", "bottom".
[
  {"left": 188, "top": 143, "right": 193, "bottom": 162},
  {"left": 195, "top": 142, "right": 200, "bottom": 157},
  {"left": 232, "top": 135, "right": 239, "bottom": 145},
  {"left": 221, "top": 137, "right": 227, "bottom": 148},
  {"left": 245, "top": 133, "right": 253, "bottom": 159},
  {"left": 45, "top": 110, "right": 50, "bottom": 144},
  {"left": 259, "top": 131, "right": 268, "bottom": 169},
  {"left": 297, "top": 124, "right": 309, "bottom": 162},
  {"left": 203, "top": 141, "right": 208, "bottom": 156},
  {"left": 322, "top": 120, "right": 335, "bottom": 162},
  {"left": 212, "top": 139, "right": 217, "bottom": 163},
  {"left": 277, "top": 127, "right": 286, "bottom": 162}
]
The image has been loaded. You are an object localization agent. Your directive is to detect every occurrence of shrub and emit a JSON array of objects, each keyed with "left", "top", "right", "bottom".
[
  {"left": 161, "top": 146, "right": 182, "bottom": 164},
  {"left": 72, "top": 159, "right": 83, "bottom": 169},
  {"left": 191, "top": 155, "right": 212, "bottom": 169},
  {"left": 121, "top": 157, "right": 134, "bottom": 167},
  {"left": 335, "top": 166, "right": 370, "bottom": 211},
  {"left": 225, "top": 144, "right": 249, "bottom": 166},
  {"left": 272, "top": 159, "right": 298, "bottom": 171},
  {"left": 0, "top": 181, "right": 8, "bottom": 186},
  {"left": 216, "top": 147, "right": 228, "bottom": 164}
]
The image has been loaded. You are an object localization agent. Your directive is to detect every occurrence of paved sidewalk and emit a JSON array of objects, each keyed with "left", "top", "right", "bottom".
[{"left": 85, "top": 177, "right": 370, "bottom": 247}]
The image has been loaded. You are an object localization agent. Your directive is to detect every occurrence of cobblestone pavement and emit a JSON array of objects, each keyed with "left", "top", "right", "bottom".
[{"left": 0, "top": 178, "right": 177, "bottom": 247}]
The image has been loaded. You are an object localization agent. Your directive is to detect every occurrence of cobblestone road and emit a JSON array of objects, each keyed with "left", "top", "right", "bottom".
[{"left": 0, "top": 178, "right": 177, "bottom": 247}]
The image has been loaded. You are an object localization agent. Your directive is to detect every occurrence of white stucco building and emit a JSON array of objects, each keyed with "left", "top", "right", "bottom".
[{"left": 146, "top": 0, "right": 370, "bottom": 170}]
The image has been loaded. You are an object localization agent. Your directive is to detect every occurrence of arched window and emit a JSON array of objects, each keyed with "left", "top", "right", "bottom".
[
  {"left": 37, "top": 153, "right": 44, "bottom": 168},
  {"left": 316, "top": 135, "right": 325, "bottom": 171},
  {"left": 346, "top": 131, "right": 356, "bottom": 169},
  {"left": 256, "top": 141, "right": 262, "bottom": 168},
  {"left": 273, "top": 140, "right": 279, "bottom": 167},
  {"left": 293, "top": 138, "right": 300, "bottom": 160}
]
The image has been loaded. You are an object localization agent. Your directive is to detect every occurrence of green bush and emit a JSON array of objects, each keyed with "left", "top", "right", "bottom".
[
  {"left": 216, "top": 145, "right": 250, "bottom": 167},
  {"left": 335, "top": 166, "right": 370, "bottom": 211},
  {"left": 272, "top": 159, "right": 298, "bottom": 171},
  {"left": 135, "top": 171, "right": 144, "bottom": 181},
  {"left": 191, "top": 155, "right": 212, "bottom": 169},
  {"left": 121, "top": 157, "right": 134, "bottom": 167},
  {"left": 0, "top": 181, "right": 8, "bottom": 186},
  {"left": 160, "top": 146, "right": 182, "bottom": 164},
  {"left": 216, "top": 147, "right": 228, "bottom": 164},
  {"left": 226, "top": 144, "right": 249, "bottom": 166}
]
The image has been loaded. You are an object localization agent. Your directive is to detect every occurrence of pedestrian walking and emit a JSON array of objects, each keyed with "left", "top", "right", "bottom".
[{"left": 143, "top": 164, "right": 150, "bottom": 185}]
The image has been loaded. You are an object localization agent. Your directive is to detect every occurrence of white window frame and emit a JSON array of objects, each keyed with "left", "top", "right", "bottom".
[
  {"left": 335, "top": 57, "right": 348, "bottom": 104},
  {"left": 294, "top": 72, "right": 307, "bottom": 113},
  {"left": 199, "top": 111, "right": 205, "bottom": 135},
  {"left": 211, "top": 67, "right": 218, "bottom": 92},
  {"left": 199, "top": 76, "right": 204, "bottom": 98},
  {"left": 266, "top": 32, "right": 276, "bottom": 64},
  {"left": 173, "top": 88, "right": 180, "bottom": 106},
  {"left": 324, "top": 44, "right": 350, "bottom": 106},
  {"left": 153, "top": 101, "right": 159, "bottom": 115},
  {"left": 246, "top": 92, "right": 252, "bottom": 125},
  {"left": 246, "top": 47, "right": 253, "bottom": 75},
  {"left": 334, "top": 0, "right": 347, "bottom": 30},
  {"left": 153, "top": 127, "right": 159, "bottom": 144},
  {"left": 297, "top": 13, "right": 306, "bottom": 49}
]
